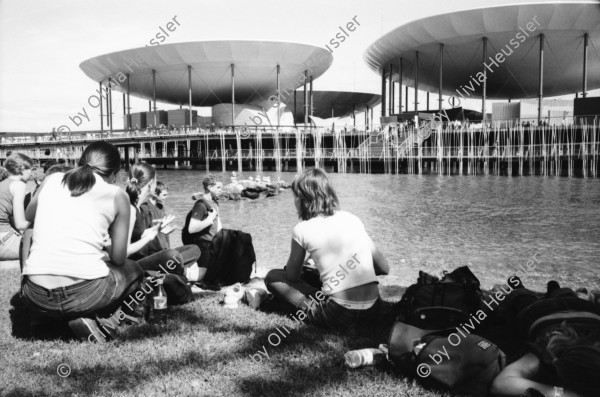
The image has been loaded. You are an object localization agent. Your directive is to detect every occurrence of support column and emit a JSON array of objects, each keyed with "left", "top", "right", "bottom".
[
  {"left": 365, "top": 105, "right": 369, "bottom": 130},
  {"left": 152, "top": 69, "right": 157, "bottom": 126},
  {"left": 126, "top": 73, "right": 131, "bottom": 129},
  {"left": 108, "top": 78, "right": 113, "bottom": 132},
  {"left": 414, "top": 51, "right": 419, "bottom": 113},
  {"left": 389, "top": 64, "right": 394, "bottom": 115},
  {"left": 353, "top": 104, "right": 356, "bottom": 129},
  {"left": 309, "top": 75, "right": 313, "bottom": 118},
  {"left": 538, "top": 34, "right": 544, "bottom": 123},
  {"left": 231, "top": 64, "right": 235, "bottom": 128},
  {"left": 381, "top": 68, "right": 387, "bottom": 117},
  {"left": 99, "top": 82, "right": 104, "bottom": 132},
  {"left": 304, "top": 70, "right": 308, "bottom": 127},
  {"left": 482, "top": 38, "right": 487, "bottom": 122},
  {"left": 426, "top": 92, "right": 430, "bottom": 111},
  {"left": 122, "top": 93, "right": 126, "bottom": 129},
  {"left": 583, "top": 33, "right": 588, "bottom": 98},
  {"left": 293, "top": 90, "right": 297, "bottom": 126},
  {"left": 405, "top": 86, "right": 409, "bottom": 113},
  {"left": 276, "top": 64, "right": 281, "bottom": 127},
  {"left": 188, "top": 65, "right": 193, "bottom": 128},
  {"left": 399, "top": 58, "right": 403, "bottom": 114},
  {"left": 439, "top": 43, "right": 444, "bottom": 114}
]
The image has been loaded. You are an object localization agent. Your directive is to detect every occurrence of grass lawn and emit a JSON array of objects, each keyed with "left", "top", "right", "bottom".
[{"left": 0, "top": 263, "right": 461, "bottom": 397}]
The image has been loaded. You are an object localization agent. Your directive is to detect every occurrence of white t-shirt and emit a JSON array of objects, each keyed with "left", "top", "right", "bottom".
[
  {"left": 292, "top": 210, "right": 378, "bottom": 295},
  {"left": 23, "top": 172, "right": 120, "bottom": 279}
]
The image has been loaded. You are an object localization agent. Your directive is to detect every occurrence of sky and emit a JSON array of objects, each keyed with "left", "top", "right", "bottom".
[{"left": 0, "top": 0, "right": 598, "bottom": 132}]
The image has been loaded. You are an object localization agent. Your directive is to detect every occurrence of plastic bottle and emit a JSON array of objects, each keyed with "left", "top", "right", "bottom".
[
  {"left": 152, "top": 278, "right": 168, "bottom": 324},
  {"left": 344, "top": 348, "right": 386, "bottom": 369}
]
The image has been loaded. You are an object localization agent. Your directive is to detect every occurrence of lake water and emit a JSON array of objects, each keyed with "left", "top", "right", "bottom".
[{"left": 123, "top": 170, "right": 600, "bottom": 291}]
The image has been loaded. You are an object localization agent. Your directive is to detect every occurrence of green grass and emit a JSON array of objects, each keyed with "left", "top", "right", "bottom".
[{"left": 0, "top": 265, "right": 459, "bottom": 397}]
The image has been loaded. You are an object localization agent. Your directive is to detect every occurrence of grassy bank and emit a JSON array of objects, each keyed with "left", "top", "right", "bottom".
[{"left": 0, "top": 264, "right": 453, "bottom": 397}]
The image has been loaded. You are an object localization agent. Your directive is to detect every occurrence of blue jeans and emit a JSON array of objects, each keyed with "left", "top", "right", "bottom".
[
  {"left": 20, "top": 259, "right": 144, "bottom": 319},
  {"left": 266, "top": 268, "right": 381, "bottom": 330}
]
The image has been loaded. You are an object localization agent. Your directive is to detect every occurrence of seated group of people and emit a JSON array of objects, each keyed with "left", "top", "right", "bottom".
[
  {"left": 1, "top": 142, "right": 598, "bottom": 396},
  {"left": 1, "top": 143, "right": 226, "bottom": 342}
]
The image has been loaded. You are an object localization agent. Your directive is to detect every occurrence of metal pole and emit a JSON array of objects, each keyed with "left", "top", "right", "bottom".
[
  {"left": 399, "top": 58, "right": 403, "bottom": 114},
  {"left": 439, "top": 43, "right": 443, "bottom": 114},
  {"left": 108, "top": 77, "right": 113, "bottom": 131},
  {"left": 365, "top": 105, "right": 369, "bottom": 129},
  {"left": 122, "top": 93, "right": 126, "bottom": 129},
  {"left": 188, "top": 65, "right": 193, "bottom": 127},
  {"left": 405, "top": 86, "right": 409, "bottom": 113},
  {"left": 427, "top": 92, "right": 430, "bottom": 111},
  {"left": 126, "top": 73, "right": 131, "bottom": 129},
  {"left": 293, "top": 90, "right": 297, "bottom": 126},
  {"left": 353, "top": 104, "right": 356, "bottom": 129},
  {"left": 276, "top": 64, "right": 280, "bottom": 127},
  {"left": 331, "top": 105, "right": 334, "bottom": 118},
  {"left": 309, "top": 75, "right": 313, "bottom": 118},
  {"left": 99, "top": 82, "right": 104, "bottom": 132},
  {"left": 304, "top": 70, "right": 308, "bottom": 127},
  {"left": 381, "top": 68, "right": 387, "bottom": 117},
  {"left": 389, "top": 63, "right": 394, "bottom": 115},
  {"left": 482, "top": 38, "right": 487, "bottom": 122},
  {"left": 105, "top": 87, "right": 110, "bottom": 127},
  {"left": 152, "top": 69, "right": 157, "bottom": 126},
  {"left": 583, "top": 33, "right": 588, "bottom": 98},
  {"left": 538, "top": 34, "right": 544, "bottom": 123},
  {"left": 231, "top": 63, "right": 235, "bottom": 128},
  {"left": 415, "top": 51, "right": 419, "bottom": 113}
]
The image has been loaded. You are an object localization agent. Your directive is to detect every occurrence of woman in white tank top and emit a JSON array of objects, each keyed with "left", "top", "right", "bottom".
[
  {"left": 21, "top": 142, "right": 144, "bottom": 342},
  {"left": 265, "top": 168, "right": 389, "bottom": 330}
]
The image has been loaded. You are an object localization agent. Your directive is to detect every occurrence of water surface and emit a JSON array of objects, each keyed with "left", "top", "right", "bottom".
[{"left": 129, "top": 171, "right": 600, "bottom": 291}]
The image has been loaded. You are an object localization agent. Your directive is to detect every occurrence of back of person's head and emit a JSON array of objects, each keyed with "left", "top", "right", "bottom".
[
  {"left": 4, "top": 153, "right": 34, "bottom": 175},
  {"left": 202, "top": 174, "right": 218, "bottom": 192},
  {"left": 126, "top": 162, "right": 156, "bottom": 205},
  {"left": 43, "top": 161, "right": 58, "bottom": 173},
  {"left": 62, "top": 141, "right": 121, "bottom": 197},
  {"left": 291, "top": 168, "right": 338, "bottom": 221},
  {"left": 542, "top": 324, "right": 600, "bottom": 396},
  {"left": 0, "top": 166, "right": 9, "bottom": 182},
  {"left": 46, "top": 164, "right": 73, "bottom": 176},
  {"left": 155, "top": 181, "right": 167, "bottom": 196},
  {"left": 553, "top": 344, "right": 600, "bottom": 396}
]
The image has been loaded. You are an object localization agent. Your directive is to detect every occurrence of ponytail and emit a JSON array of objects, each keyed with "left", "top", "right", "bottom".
[
  {"left": 126, "top": 162, "right": 156, "bottom": 206},
  {"left": 62, "top": 164, "right": 96, "bottom": 197},
  {"left": 61, "top": 141, "right": 121, "bottom": 197}
]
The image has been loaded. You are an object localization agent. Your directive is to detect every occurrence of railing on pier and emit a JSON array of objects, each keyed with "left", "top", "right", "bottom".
[{"left": 1, "top": 116, "right": 599, "bottom": 177}]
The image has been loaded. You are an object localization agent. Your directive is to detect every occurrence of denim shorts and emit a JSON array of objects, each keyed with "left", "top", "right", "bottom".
[
  {"left": 302, "top": 295, "right": 381, "bottom": 330},
  {"left": 20, "top": 259, "right": 143, "bottom": 319}
]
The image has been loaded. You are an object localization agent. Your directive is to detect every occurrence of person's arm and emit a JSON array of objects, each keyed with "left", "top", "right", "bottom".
[
  {"left": 490, "top": 353, "right": 583, "bottom": 397},
  {"left": 368, "top": 235, "right": 389, "bottom": 276},
  {"left": 109, "top": 190, "right": 131, "bottom": 266},
  {"left": 188, "top": 202, "right": 217, "bottom": 234},
  {"left": 126, "top": 205, "right": 158, "bottom": 257},
  {"left": 25, "top": 174, "right": 54, "bottom": 223},
  {"left": 10, "top": 181, "right": 29, "bottom": 231},
  {"left": 284, "top": 238, "right": 306, "bottom": 282}
]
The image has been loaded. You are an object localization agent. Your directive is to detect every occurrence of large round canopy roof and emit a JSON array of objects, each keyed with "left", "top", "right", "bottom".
[
  {"left": 80, "top": 41, "right": 333, "bottom": 107},
  {"left": 364, "top": 2, "right": 600, "bottom": 99},
  {"left": 284, "top": 91, "right": 381, "bottom": 120}
]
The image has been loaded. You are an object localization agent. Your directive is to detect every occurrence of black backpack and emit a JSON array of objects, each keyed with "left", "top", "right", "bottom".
[
  {"left": 203, "top": 229, "right": 256, "bottom": 286},
  {"left": 389, "top": 321, "right": 506, "bottom": 396},
  {"left": 395, "top": 266, "right": 483, "bottom": 329}
]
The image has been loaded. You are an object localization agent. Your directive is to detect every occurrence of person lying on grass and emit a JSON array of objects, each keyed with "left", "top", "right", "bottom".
[
  {"left": 266, "top": 168, "right": 389, "bottom": 330},
  {"left": 490, "top": 281, "right": 600, "bottom": 397}
]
